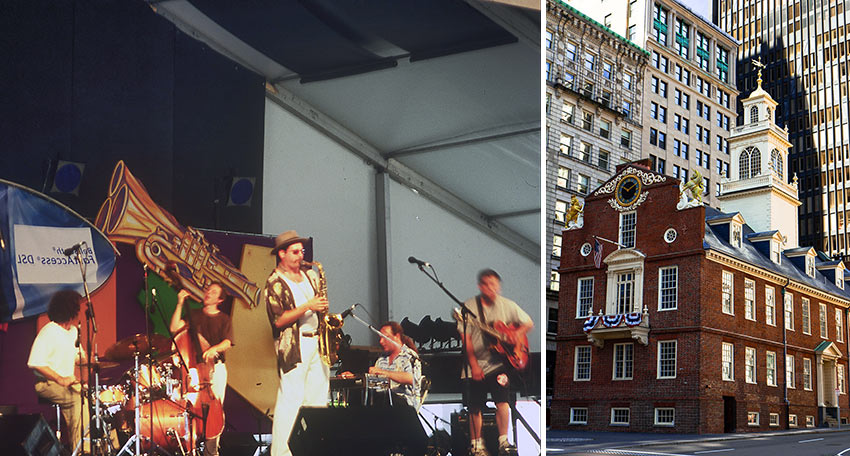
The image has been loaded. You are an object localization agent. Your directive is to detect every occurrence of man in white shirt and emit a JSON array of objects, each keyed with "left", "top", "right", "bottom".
[{"left": 28, "top": 289, "right": 86, "bottom": 453}]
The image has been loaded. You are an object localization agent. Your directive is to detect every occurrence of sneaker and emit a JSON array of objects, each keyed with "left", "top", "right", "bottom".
[
  {"left": 469, "top": 446, "right": 491, "bottom": 456},
  {"left": 498, "top": 442, "right": 518, "bottom": 456}
]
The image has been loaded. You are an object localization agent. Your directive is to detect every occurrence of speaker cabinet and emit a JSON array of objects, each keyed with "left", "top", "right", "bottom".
[
  {"left": 0, "top": 414, "right": 62, "bottom": 456},
  {"left": 450, "top": 409, "right": 499, "bottom": 456},
  {"left": 289, "top": 406, "right": 426, "bottom": 456}
]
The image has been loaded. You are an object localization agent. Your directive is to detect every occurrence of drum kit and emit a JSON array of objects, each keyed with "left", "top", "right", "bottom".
[{"left": 87, "top": 332, "right": 212, "bottom": 456}]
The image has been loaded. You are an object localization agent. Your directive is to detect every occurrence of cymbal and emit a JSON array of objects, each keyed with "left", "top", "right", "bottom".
[
  {"left": 76, "top": 360, "right": 119, "bottom": 370},
  {"left": 103, "top": 333, "right": 172, "bottom": 361}
]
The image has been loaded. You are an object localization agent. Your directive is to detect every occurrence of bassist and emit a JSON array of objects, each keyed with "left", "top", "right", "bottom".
[{"left": 459, "top": 269, "right": 533, "bottom": 456}]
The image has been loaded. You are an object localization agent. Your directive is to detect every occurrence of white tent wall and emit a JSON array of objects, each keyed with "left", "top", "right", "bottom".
[{"left": 263, "top": 99, "right": 540, "bottom": 352}]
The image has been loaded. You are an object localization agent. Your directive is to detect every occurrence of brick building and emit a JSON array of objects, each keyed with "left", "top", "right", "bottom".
[{"left": 552, "top": 79, "right": 850, "bottom": 433}]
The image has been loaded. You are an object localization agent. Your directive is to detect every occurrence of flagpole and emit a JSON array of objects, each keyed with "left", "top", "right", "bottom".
[{"left": 593, "top": 235, "right": 626, "bottom": 248}]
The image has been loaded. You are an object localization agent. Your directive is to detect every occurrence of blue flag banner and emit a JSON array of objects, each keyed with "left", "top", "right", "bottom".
[{"left": 0, "top": 179, "right": 116, "bottom": 321}]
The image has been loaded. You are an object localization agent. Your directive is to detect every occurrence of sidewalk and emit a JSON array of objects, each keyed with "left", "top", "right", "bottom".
[{"left": 545, "top": 426, "right": 850, "bottom": 452}]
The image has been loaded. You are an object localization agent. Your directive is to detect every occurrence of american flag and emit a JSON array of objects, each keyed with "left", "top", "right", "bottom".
[{"left": 593, "top": 238, "right": 603, "bottom": 268}]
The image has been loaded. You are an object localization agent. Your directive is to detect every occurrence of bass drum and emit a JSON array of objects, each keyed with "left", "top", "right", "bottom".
[{"left": 136, "top": 399, "right": 196, "bottom": 453}]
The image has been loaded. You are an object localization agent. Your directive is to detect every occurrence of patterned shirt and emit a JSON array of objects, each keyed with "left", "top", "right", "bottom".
[{"left": 375, "top": 346, "right": 422, "bottom": 410}]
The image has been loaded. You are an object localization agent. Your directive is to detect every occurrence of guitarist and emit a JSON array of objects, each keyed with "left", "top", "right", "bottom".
[
  {"left": 459, "top": 269, "right": 533, "bottom": 456},
  {"left": 170, "top": 282, "right": 233, "bottom": 456}
]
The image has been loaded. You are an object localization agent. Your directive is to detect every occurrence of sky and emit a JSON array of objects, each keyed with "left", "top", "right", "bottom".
[{"left": 681, "top": 0, "right": 712, "bottom": 22}]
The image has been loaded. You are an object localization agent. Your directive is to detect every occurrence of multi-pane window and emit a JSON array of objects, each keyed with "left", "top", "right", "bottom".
[
  {"left": 789, "top": 415, "right": 798, "bottom": 427},
  {"left": 785, "top": 294, "right": 794, "bottom": 331},
  {"left": 561, "top": 103, "right": 574, "bottom": 123},
  {"left": 623, "top": 101, "right": 632, "bottom": 118},
  {"left": 577, "top": 174, "right": 590, "bottom": 194},
  {"left": 744, "top": 279, "right": 756, "bottom": 321},
  {"left": 574, "top": 346, "right": 591, "bottom": 381},
  {"left": 820, "top": 303, "right": 828, "bottom": 338},
  {"left": 613, "top": 343, "right": 634, "bottom": 380},
  {"left": 722, "top": 342, "right": 734, "bottom": 381},
  {"left": 566, "top": 42, "right": 577, "bottom": 61},
  {"left": 611, "top": 408, "right": 630, "bottom": 425},
  {"left": 717, "top": 90, "right": 730, "bottom": 108},
  {"left": 722, "top": 271, "right": 734, "bottom": 314},
  {"left": 696, "top": 32, "right": 710, "bottom": 71},
  {"left": 716, "top": 46, "right": 729, "bottom": 83},
  {"left": 616, "top": 272, "right": 635, "bottom": 314},
  {"left": 786, "top": 355, "right": 795, "bottom": 389},
  {"left": 584, "top": 52, "right": 596, "bottom": 71},
  {"left": 731, "top": 223, "right": 741, "bottom": 248},
  {"left": 652, "top": 3, "right": 668, "bottom": 45},
  {"left": 547, "top": 307, "right": 557, "bottom": 335},
  {"left": 802, "top": 298, "right": 811, "bottom": 334},
  {"left": 619, "top": 212, "right": 636, "bottom": 248},
  {"left": 803, "top": 358, "right": 812, "bottom": 390},
  {"left": 557, "top": 167, "right": 570, "bottom": 189},
  {"left": 600, "top": 120, "right": 611, "bottom": 139},
  {"left": 603, "top": 61, "right": 613, "bottom": 79},
  {"left": 806, "top": 255, "right": 815, "bottom": 277},
  {"left": 839, "top": 365, "right": 846, "bottom": 394},
  {"left": 582, "top": 111, "right": 593, "bottom": 131},
  {"left": 674, "top": 18, "right": 689, "bottom": 58},
  {"left": 624, "top": 73, "right": 633, "bottom": 90},
  {"left": 552, "top": 234, "right": 562, "bottom": 258},
  {"left": 675, "top": 64, "right": 690, "bottom": 84},
  {"left": 559, "top": 134, "right": 572, "bottom": 155},
  {"left": 658, "top": 266, "right": 678, "bottom": 310},
  {"left": 550, "top": 270, "right": 560, "bottom": 291},
  {"left": 747, "top": 412, "right": 760, "bottom": 426},
  {"left": 598, "top": 150, "right": 610, "bottom": 170},
  {"left": 771, "top": 241, "right": 781, "bottom": 264},
  {"left": 577, "top": 277, "right": 594, "bottom": 318},
  {"left": 570, "top": 408, "right": 588, "bottom": 424},
  {"left": 563, "top": 72, "right": 575, "bottom": 89},
  {"left": 745, "top": 347, "right": 756, "bottom": 383},
  {"left": 806, "top": 416, "right": 815, "bottom": 428},
  {"left": 770, "top": 413, "right": 780, "bottom": 427},
  {"left": 837, "top": 309, "right": 844, "bottom": 343},
  {"left": 652, "top": 51, "right": 668, "bottom": 73},
  {"left": 766, "top": 351, "right": 777, "bottom": 386},
  {"left": 621, "top": 130, "right": 632, "bottom": 148},
  {"left": 658, "top": 340, "right": 677, "bottom": 379},
  {"left": 577, "top": 141, "right": 591, "bottom": 162},
  {"left": 554, "top": 200, "right": 567, "bottom": 223},
  {"left": 655, "top": 408, "right": 674, "bottom": 426},
  {"left": 766, "top": 286, "right": 776, "bottom": 325}
]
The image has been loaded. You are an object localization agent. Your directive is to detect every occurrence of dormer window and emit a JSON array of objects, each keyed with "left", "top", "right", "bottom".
[
  {"left": 750, "top": 106, "right": 758, "bottom": 124},
  {"left": 806, "top": 255, "right": 815, "bottom": 278},
  {"left": 731, "top": 223, "right": 742, "bottom": 248},
  {"left": 771, "top": 240, "right": 781, "bottom": 264},
  {"left": 837, "top": 268, "right": 844, "bottom": 289}
]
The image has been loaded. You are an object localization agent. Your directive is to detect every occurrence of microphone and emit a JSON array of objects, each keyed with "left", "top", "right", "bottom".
[
  {"left": 340, "top": 303, "right": 358, "bottom": 319},
  {"left": 63, "top": 241, "right": 86, "bottom": 256},
  {"left": 407, "top": 256, "right": 430, "bottom": 268}
]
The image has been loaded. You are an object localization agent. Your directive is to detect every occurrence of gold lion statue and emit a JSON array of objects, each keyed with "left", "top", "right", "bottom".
[
  {"left": 679, "top": 169, "right": 704, "bottom": 205},
  {"left": 565, "top": 195, "right": 584, "bottom": 226}
]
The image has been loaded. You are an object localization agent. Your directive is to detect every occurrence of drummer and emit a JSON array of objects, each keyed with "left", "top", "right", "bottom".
[{"left": 169, "top": 282, "right": 233, "bottom": 456}]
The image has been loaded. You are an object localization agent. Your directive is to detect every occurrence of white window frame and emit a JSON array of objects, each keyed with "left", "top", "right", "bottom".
[
  {"left": 619, "top": 211, "right": 637, "bottom": 248},
  {"left": 765, "top": 286, "right": 776, "bottom": 326},
  {"left": 744, "top": 278, "right": 756, "bottom": 321},
  {"left": 785, "top": 293, "right": 794, "bottom": 331},
  {"left": 615, "top": 271, "right": 635, "bottom": 314},
  {"left": 806, "top": 415, "right": 815, "bottom": 427},
  {"left": 654, "top": 408, "right": 675, "bottom": 426},
  {"left": 731, "top": 222, "right": 742, "bottom": 248},
  {"left": 658, "top": 266, "right": 678, "bottom": 311},
  {"left": 803, "top": 358, "right": 812, "bottom": 390},
  {"left": 766, "top": 351, "right": 777, "bottom": 386},
  {"left": 657, "top": 340, "right": 677, "bottom": 379},
  {"left": 574, "top": 346, "right": 592, "bottom": 381},
  {"left": 745, "top": 347, "right": 756, "bottom": 384},
  {"left": 722, "top": 271, "right": 734, "bottom": 315},
  {"left": 613, "top": 343, "right": 634, "bottom": 380},
  {"left": 820, "top": 303, "right": 828, "bottom": 339},
  {"left": 802, "top": 298, "right": 811, "bottom": 335},
  {"left": 747, "top": 411, "right": 760, "bottom": 426},
  {"left": 786, "top": 355, "right": 795, "bottom": 389},
  {"left": 837, "top": 309, "right": 845, "bottom": 343},
  {"left": 570, "top": 407, "right": 588, "bottom": 424},
  {"left": 806, "top": 255, "right": 815, "bottom": 278},
  {"left": 722, "top": 342, "right": 734, "bottom": 381},
  {"left": 610, "top": 408, "right": 630, "bottom": 426},
  {"left": 839, "top": 364, "right": 846, "bottom": 394},
  {"left": 771, "top": 240, "right": 781, "bottom": 264},
  {"left": 550, "top": 270, "right": 560, "bottom": 291},
  {"left": 789, "top": 414, "right": 798, "bottom": 427},
  {"left": 576, "top": 277, "right": 594, "bottom": 319},
  {"left": 769, "top": 413, "right": 780, "bottom": 427}
]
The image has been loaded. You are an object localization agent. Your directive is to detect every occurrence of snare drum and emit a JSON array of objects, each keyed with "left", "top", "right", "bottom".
[{"left": 98, "top": 384, "right": 127, "bottom": 406}]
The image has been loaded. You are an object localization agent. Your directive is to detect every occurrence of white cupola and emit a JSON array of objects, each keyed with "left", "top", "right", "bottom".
[{"left": 717, "top": 59, "right": 801, "bottom": 248}]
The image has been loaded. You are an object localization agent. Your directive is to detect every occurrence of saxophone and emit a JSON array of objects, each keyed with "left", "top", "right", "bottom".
[{"left": 303, "top": 260, "right": 344, "bottom": 365}]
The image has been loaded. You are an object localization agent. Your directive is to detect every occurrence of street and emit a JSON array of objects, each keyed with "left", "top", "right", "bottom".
[{"left": 546, "top": 428, "right": 850, "bottom": 456}]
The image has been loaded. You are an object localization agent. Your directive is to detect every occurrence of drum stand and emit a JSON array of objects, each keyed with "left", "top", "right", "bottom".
[{"left": 115, "top": 351, "right": 143, "bottom": 456}]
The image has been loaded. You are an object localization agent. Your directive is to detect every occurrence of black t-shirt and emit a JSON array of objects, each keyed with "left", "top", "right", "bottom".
[{"left": 189, "top": 308, "right": 234, "bottom": 363}]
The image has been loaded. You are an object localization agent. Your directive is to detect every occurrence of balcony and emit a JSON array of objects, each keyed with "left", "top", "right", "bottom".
[{"left": 582, "top": 306, "right": 650, "bottom": 348}]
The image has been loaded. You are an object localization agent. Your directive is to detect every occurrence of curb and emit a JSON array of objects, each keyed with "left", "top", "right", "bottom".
[{"left": 610, "top": 426, "right": 850, "bottom": 449}]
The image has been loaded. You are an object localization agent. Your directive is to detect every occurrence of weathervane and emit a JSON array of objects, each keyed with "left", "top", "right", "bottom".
[{"left": 752, "top": 56, "right": 765, "bottom": 88}]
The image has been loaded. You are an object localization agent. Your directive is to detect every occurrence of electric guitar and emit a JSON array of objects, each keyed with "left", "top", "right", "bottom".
[{"left": 452, "top": 308, "right": 530, "bottom": 371}]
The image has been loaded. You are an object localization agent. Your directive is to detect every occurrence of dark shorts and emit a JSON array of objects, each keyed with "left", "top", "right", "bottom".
[{"left": 465, "top": 368, "right": 511, "bottom": 410}]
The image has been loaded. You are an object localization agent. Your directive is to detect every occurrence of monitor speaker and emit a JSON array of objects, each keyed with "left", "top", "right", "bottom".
[
  {"left": 0, "top": 414, "right": 62, "bottom": 456},
  {"left": 289, "top": 406, "right": 426, "bottom": 456}
]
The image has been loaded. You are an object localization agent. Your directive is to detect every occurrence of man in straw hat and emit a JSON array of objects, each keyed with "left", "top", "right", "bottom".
[{"left": 263, "top": 230, "right": 329, "bottom": 456}]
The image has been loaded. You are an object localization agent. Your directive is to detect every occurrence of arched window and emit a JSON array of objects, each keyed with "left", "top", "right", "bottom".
[
  {"left": 739, "top": 146, "right": 761, "bottom": 179},
  {"left": 750, "top": 106, "right": 759, "bottom": 124},
  {"left": 770, "top": 149, "right": 784, "bottom": 179}
]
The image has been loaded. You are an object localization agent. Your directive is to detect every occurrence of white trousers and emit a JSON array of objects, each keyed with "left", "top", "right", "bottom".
[{"left": 271, "top": 336, "right": 329, "bottom": 456}]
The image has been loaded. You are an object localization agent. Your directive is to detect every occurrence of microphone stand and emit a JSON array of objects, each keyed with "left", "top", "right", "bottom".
[{"left": 410, "top": 262, "right": 476, "bottom": 412}]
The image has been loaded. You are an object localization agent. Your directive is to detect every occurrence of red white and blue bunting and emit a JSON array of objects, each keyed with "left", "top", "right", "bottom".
[{"left": 583, "top": 312, "right": 643, "bottom": 332}]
